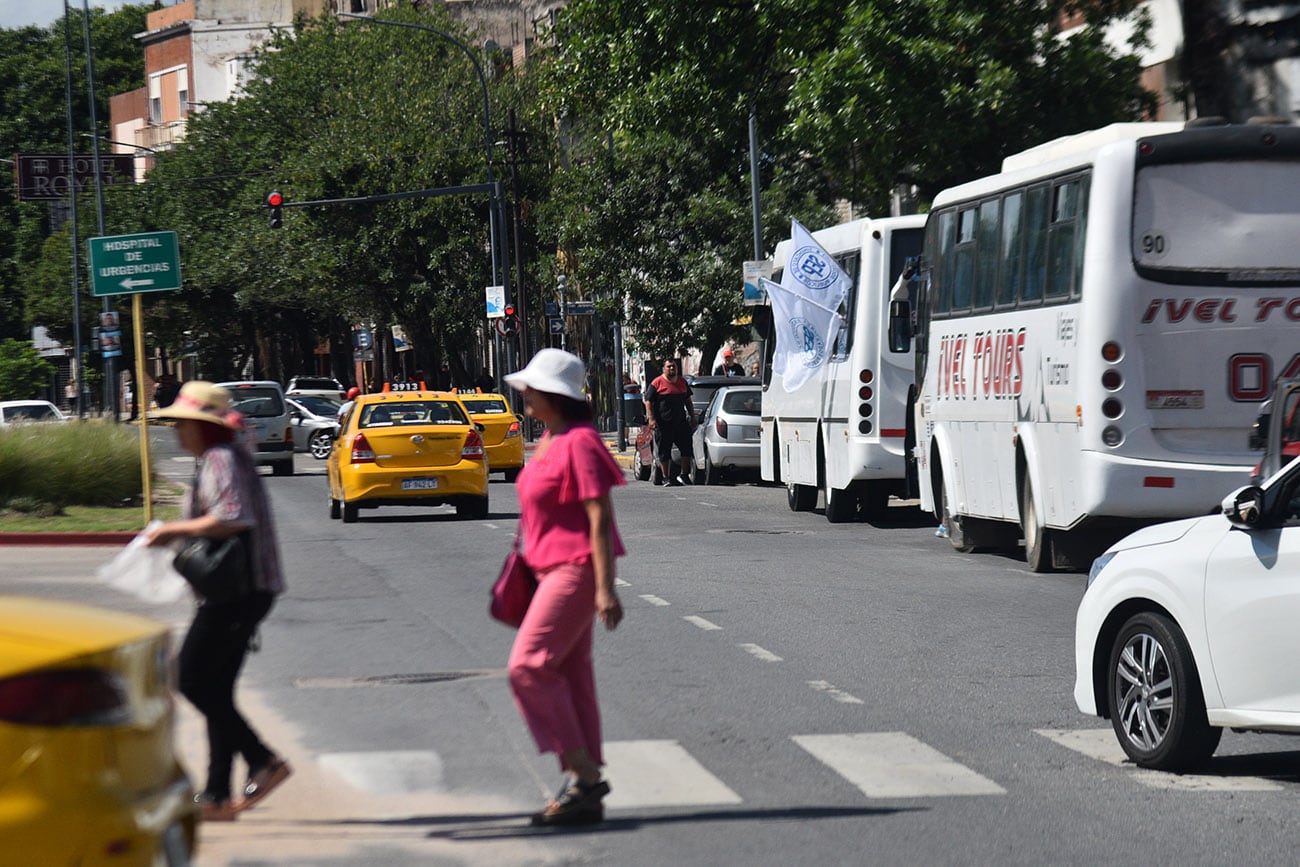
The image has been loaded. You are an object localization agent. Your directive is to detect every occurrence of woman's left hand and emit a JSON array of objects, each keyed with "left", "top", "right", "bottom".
[{"left": 596, "top": 586, "right": 623, "bottom": 631}]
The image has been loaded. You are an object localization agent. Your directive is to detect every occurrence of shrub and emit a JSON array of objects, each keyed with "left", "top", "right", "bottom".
[{"left": 0, "top": 423, "right": 142, "bottom": 507}]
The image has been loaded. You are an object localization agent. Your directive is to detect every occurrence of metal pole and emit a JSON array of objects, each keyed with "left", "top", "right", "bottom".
[
  {"left": 749, "top": 105, "right": 763, "bottom": 260},
  {"left": 614, "top": 322, "right": 626, "bottom": 451},
  {"left": 82, "top": 0, "right": 117, "bottom": 421},
  {"left": 63, "top": 0, "right": 84, "bottom": 419}
]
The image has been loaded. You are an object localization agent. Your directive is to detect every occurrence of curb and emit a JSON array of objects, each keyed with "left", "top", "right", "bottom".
[{"left": 0, "top": 532, "right": 136, "bottom": 546}]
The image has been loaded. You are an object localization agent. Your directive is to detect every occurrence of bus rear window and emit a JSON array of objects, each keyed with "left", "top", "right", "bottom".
[{"left": 1133, "top": 161, "right": 1300, "bottom": 279}]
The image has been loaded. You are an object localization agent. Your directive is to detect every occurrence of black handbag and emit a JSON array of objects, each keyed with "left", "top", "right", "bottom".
[{"left": 173, "top": 532, "right": 255, "bottom": 604}]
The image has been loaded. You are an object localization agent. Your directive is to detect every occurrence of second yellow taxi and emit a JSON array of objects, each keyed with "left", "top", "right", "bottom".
[
  {"left": 454, "top": 391, "right": 526, "bottom": 481},
  {"left": 327, "top": 386, "right": 489, "bottom": 522}
]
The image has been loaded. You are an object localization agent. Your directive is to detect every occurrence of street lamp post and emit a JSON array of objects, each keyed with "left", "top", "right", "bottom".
[{"left": 338, "top": 13, "right": 511, "bottom": 341}]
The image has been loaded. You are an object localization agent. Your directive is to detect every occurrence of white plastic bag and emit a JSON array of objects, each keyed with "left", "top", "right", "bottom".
[{"left": 96, "top": 520, "right": 189, "bottom": 604}]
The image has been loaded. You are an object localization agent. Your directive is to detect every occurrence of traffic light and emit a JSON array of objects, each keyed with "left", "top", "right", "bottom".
[
  {"left": 266, "top": 190, "right": 283, "bottom": 229},
  {"left": 503, "top": 304, "right": 518, "bottom": 335}
]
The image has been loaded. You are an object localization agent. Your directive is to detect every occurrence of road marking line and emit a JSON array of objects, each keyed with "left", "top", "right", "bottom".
[
  {"left": 482, "top": 522, "right": 499, "bottom": 530},
  {"left": 602, "top": 740, "right": 742, "bottom": 808},
  {"left": 639, "top": 594, "right": 670, "bottom": 606},
  {"left": 793, "top": 733, "right": 1006, "bottom": 798},
  {"left": 738, "top": 643, "right": 782, "bottom": 662},
  {"left": 615, "top": 578, "right": 631, "bottom": 587},
  {"left": 1035, "top": 729, "right": 1283, "bottom": 792},
  {"left": 807, "top": 680, "right": 864, "bottom": 704},
  {"left": 683, "top": 615, "right": 722, "bottom": 631}
]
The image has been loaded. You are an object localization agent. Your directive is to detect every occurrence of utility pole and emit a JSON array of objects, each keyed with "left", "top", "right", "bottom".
[{"left": 506, "top": 109, "right": 529, "bottom": 365}]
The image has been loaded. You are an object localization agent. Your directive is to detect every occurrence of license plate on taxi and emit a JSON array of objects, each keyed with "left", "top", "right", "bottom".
[{"left": 401, "top": 478, "right": 439, "bottom": 490}]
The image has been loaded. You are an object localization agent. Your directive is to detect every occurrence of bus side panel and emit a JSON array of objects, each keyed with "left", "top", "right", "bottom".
[
  {"left": 761, "top": 415, "right": 777, "bottom": 483},
  {"left": 761, "top": 373, "right": 822, "bottom": 488}
]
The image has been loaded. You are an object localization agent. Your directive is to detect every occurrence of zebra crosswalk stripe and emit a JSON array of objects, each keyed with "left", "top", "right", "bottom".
[
  {"left": 793, "top": 732, "right": 1006, "bottom": 798},
  {"left": 602, "top": 740, "right": 742, "bottom": 808},
  {"left": 1036, "top": 729, "right": 1283, "bottom": 792}
]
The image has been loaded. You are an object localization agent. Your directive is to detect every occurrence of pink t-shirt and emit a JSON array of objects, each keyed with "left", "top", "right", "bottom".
[{"left": 516, "top": 423, "right": 626, "bottom": 571}]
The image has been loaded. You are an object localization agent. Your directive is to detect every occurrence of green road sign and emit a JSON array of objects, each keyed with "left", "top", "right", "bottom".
[{"left": 88, "top": 231, "right": 182, "bottom": 296}]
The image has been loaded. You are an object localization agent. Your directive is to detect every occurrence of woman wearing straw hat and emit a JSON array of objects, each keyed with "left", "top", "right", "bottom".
[
  {"left": 147, "top": 381, "right": 291, "bottom": 821},
  {"left": 503, "top": 349, "right": 626, "bottom": 826}
]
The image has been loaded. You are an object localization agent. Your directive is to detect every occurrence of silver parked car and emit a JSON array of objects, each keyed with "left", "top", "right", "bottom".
[
  {"left": 689, "top": 384, "right": 761, "bottom": 484},
  {"left": 287, "top": 396, "right": 341, "bottom": 460}
]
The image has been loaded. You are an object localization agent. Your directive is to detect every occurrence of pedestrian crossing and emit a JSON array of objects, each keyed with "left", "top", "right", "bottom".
[{"left": 310, "top": 726, "right": 1285, "bottom": 812}]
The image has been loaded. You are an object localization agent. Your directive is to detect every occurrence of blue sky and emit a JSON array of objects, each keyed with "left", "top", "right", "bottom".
[{"left": 1, "top": 0, "right": 134, "bottom": 31}]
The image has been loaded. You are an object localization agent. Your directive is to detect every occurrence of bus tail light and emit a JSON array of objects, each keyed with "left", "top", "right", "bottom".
[
  {"left": 1101, "top": 369, "right": 1122, "bottom": 390},
  {"left": 350, "top": 432, "right": 375, "bottom": 463},
  {"left": 859, "top": 421, "right": 873, "bottom": 434},
  {"left": 1144, "top": 476, "right": 1175, "bottom": 488},
  {"left": 858, "top": 404, "right": 873, "bottom": 418},
  {"left": 859, "top": 385, "right": 873, "bottom": 400},
  {"left": 1101, "top": 398, "right": 1123, "bottom": 419},
  {"left": 859, "top": 369, "right": 874, "bottom": 384},
  {"left": 1101, "top": 342, "right": 1122, "bottom": 362},
  {"left": 1101, "top": 425, "right": 1124, "bottom": 447}
]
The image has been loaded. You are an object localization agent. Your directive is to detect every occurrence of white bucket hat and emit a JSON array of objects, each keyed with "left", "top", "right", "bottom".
[{"left": 503, "top": 348, "right": 587, "bottom": 402}]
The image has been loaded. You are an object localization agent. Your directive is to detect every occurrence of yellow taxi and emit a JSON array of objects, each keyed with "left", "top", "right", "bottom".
[
  {"left": 0, "top": 596, "right": 197, "bottom": 866},
  {"left": 453, "top": 390, "right": 526, "bottom": 481},
  {"left": 327, "top": 384, "right": 490, "bottom": 522}
]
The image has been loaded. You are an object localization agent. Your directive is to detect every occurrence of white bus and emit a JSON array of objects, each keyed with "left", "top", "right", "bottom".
[
  {"left": 900, "top": 120, "right": 1300, "bottom": 571},
  {"left": 761, "top": 214, "right": 925, "bottom": 521}
]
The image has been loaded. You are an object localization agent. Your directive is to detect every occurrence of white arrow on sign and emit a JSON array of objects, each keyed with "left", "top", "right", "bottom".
[{"left": 119, "top": 278, "right": 155, "bottom": 290}]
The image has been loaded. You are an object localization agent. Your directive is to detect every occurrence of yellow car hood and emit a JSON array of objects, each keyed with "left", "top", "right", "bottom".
[{"left": 0, "top": 596, "right": 165, "bottom": 678}]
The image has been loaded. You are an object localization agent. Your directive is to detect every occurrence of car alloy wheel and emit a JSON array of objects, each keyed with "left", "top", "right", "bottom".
[
  {"left": 309, "top": 431, "right": 332, "bottom": 459},
  {"left": 1107, "top": 612, "right": 1221, "bottom": 770}
]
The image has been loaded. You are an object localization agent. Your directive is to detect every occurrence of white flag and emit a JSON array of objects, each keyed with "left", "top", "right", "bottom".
[
  {"left": 783, "top": 219, "right": 851, "bottom": 311},
  {"left": 764, "top": 220, "right": 852, "bottom": 392},
  {"left": 762, "top": 277, "right": 843, "bottom": 393}
]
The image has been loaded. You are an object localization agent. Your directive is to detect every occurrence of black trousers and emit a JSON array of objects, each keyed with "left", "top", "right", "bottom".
[
  {"left": 655, "top": 421, "right": 694, "bottom": 465},
  {"left": 178, "top": 591, "right": 275, "bottom": 799}
]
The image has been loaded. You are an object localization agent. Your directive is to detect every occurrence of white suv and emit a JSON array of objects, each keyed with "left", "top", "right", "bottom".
[
  {"left": 285, "top": 376, "right": 346, "bottom": 401},
  {"left": 217, "top": 380, "right": 295, "bottom": 476}
]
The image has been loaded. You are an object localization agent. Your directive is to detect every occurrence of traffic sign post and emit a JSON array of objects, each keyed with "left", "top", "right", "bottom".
[
  {"left": 85, "top": 230, "right": 183, "bottom": 523},
  {"left": 87, "top": 231, "right": 182, "bottom": 297}
]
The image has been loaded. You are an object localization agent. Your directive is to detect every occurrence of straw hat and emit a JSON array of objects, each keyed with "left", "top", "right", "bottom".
[
  {"left": 503, "top": 349, "right": 587, "bottom": 402},
  {"left": 150, "top": 381, "right": 240, "bottom": 428}
]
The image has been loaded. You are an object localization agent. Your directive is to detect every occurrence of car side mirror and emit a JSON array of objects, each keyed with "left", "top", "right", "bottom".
[
  {"left": 1222, "top": 485, "right": 1266, "bottom": 529},
  {"left": 888, "top": 299, "right": 912, "bottom": 353}
]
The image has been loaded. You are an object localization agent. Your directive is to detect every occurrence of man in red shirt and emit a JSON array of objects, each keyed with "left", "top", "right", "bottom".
[{"left": 643, "top": 360, "right": 695, "bottom": 486}]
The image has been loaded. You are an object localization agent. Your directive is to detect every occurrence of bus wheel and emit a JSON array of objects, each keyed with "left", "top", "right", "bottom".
[
  {"left": 937, "top": 469, "right": 975, "bottom": 553},
  {"left": 824, "top": 484, "right": 858, "bottom": 523},
  {"left": 1020, "top": 474, "right": 1054, "bottom": 572},
  {"left": 787, "top": 482, "right": 817, "bottom": 512}
]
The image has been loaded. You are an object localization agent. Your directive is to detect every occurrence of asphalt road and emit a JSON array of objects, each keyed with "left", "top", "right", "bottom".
[{"left": 10, "top": 437, "right": 1300, "bottom": 866}]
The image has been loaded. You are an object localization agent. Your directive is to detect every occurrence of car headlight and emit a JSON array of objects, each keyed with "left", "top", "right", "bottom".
[{"left": 1087, "top": 551, "right": 1117, "bottom": 589}]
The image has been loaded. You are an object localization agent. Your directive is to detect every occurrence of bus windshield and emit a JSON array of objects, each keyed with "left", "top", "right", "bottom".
[{"left": 1133, "top": 160, "right": 1300, "bottom": 278}]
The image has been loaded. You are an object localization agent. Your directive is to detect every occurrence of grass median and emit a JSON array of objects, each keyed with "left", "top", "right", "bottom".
[{"left": 0, "top": 422, "right": 182, "bottom": 533}]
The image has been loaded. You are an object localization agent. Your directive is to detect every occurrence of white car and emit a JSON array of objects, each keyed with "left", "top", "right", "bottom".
[
  {"left": 1074, "top": 454, "right": 1300, "bottom": 771},
  {"left": 0, "top": 400, "right": 68, "bottom": 428}
]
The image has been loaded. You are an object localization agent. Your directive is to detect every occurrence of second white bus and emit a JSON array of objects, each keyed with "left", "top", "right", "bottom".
[
  {"left": 761, "top": 214, "right": 925, "bottom": 521},
  {"left": 900, "top": 120, "right": 1300, "bottom": 570}
]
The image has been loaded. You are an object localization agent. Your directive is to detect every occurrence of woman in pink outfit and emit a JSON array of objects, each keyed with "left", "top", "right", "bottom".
[{"left": 503, "top": 349, "right": 625, "bottom": 826}]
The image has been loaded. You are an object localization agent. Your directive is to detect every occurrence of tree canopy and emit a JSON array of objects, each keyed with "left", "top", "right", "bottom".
[{"left": 7, "top": 0, "right": 1159, "bottom": 386}]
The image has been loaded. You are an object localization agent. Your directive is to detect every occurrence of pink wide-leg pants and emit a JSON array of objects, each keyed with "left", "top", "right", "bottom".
[{"left": 508, "top": 558, "right": 603, "bottom": 769}]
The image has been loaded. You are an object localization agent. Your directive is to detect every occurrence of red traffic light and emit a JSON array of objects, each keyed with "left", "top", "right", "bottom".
[
  {"left": 266, "top": 190, "right": 283, "bottom": 207},
  {"left": 504, "top": 304, "right": 516, "bottom": 317}
]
